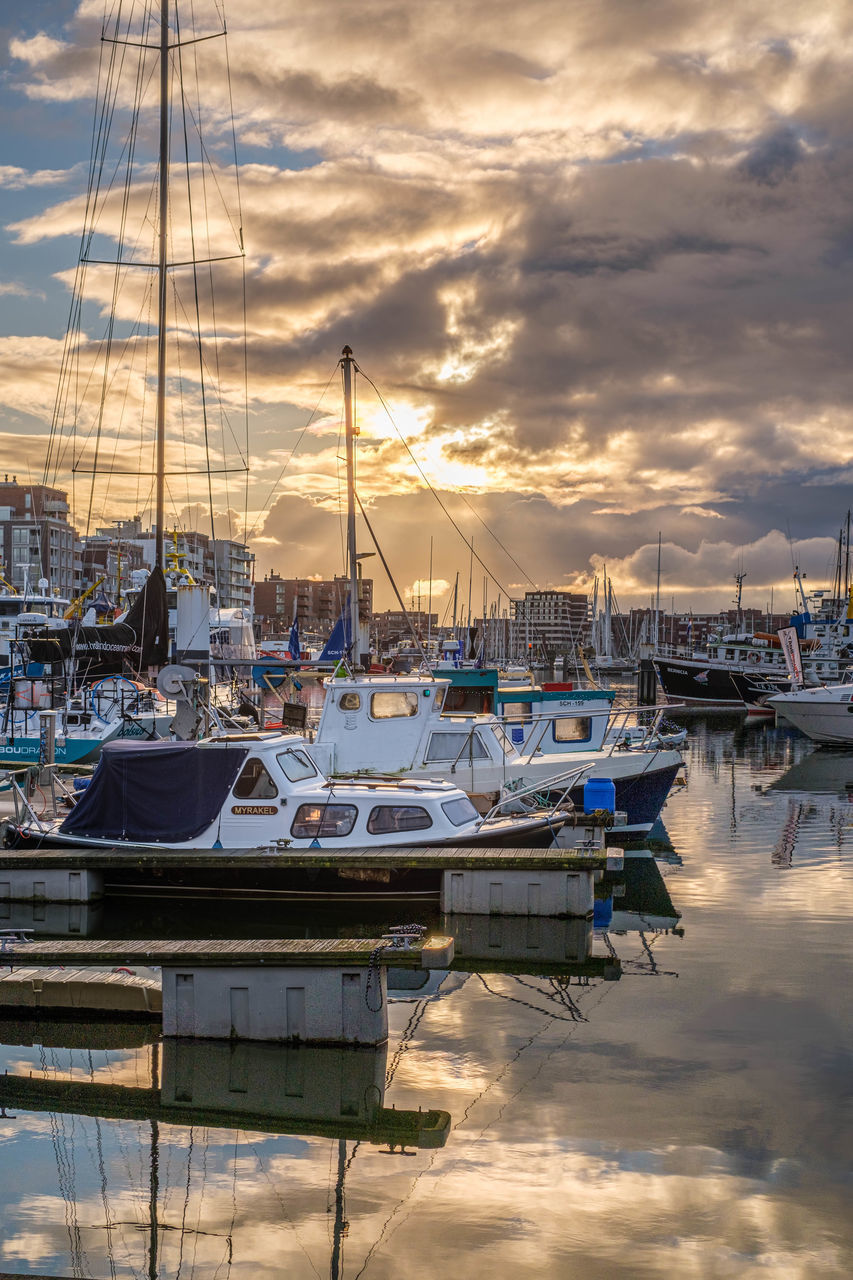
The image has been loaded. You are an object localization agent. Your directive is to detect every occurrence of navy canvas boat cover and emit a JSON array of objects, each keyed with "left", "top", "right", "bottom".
[{"left": 60, "top": 739, "right": 249, "bottom": 842}]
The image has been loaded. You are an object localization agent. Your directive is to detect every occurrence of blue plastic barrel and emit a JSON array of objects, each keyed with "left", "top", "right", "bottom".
[{"left": 584, "top": 776, "right": 616, "bottom": 814}]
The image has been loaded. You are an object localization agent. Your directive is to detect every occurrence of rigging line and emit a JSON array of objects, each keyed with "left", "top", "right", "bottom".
[
  {"left": 357, "top": 366, "right": 519, "bottom": 603},
  {"left": 175, "top": 6, "right": 220, "bottom": 599},
  {"left": 43, "top": 11, "right": 134, "bottom": 484},
  {"left": 243, "top": 361, "right": 340, "bottom": 542},
  {"left": 186, "top": 5, "right": 234, "bottom": 536},
  {"left": 472, "top": 973, "right": 586, "bottom": 1023},
  {"left": 168, "top": 281, "right": 249, "bottom": 466},
  {"left": 221, "top": 11, "right": 251, "bottom": 542},
  {"left": 246, "top": 1136, "right": 324, "bottom": 1279},
  {"left": 83, "top": 13, "right": 156, "bottom": 539},
  {"left": 356, "top": 493, "right": 433, "bottom": 673},
  {"left": 455, "top": 488, "right": 538, "bottom": 590},
  {"left": 174, "top": 1126, "right": 194, "bottom": 1280}
]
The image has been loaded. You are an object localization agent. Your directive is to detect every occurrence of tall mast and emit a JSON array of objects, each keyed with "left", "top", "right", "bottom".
[
  {"left": 341, "top": 346, "right": 360, "bottom": 661},
  {"left": 654, "top": 532, "right": 661, "bottom": 651},
  {"left": 154, "top": 0, "right": 170, "bottom": 572}
]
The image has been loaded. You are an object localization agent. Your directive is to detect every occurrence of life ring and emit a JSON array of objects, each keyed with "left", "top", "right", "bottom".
[{"left": 748, "top": 653, "right": 761, "bottom": 665}]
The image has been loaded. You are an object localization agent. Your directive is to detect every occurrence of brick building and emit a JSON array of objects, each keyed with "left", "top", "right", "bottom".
[{"left": 0, "top": 477, "right": 79, "bottom": 598}]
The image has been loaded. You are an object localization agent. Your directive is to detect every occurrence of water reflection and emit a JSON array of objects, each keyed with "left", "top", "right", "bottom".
[{"left": 1, "top": 719, "right": 852, "bottom": 1277}]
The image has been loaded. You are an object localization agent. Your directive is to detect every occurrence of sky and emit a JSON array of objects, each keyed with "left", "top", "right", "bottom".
[{"left": 1, "top": 0, "right": 853, "bottom": 618}]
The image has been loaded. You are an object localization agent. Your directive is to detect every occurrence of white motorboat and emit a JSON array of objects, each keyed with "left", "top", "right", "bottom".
[
  {"left": 4, "top": 732, "right": 578, "bottom": 851},
  {"left": 767, "top": 681, "right": 853, "bottom": 745}
]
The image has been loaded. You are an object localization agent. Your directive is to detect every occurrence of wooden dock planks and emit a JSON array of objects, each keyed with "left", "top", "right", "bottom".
[
  {"left": 0, "top": 843, "right": 608, "bottom": 871},
  {"left": 0, "top": 935, "right": 455, "bottom": 968}
]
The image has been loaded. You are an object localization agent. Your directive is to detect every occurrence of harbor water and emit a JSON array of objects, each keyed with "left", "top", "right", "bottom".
[{"left": 0, "top": 715, "right": 852, "bottom": 1277}]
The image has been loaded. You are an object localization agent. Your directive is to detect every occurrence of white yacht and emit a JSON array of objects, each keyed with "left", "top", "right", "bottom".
[{"left": 767, "top": 681, "right": 853, "bottom": 745}]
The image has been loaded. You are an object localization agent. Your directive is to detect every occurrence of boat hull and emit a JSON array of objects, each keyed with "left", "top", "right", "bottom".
[
  {"left": 2, "top": 810, "right": 570, "bottom": 853},
  {"left": 654, "top": 658, "right": 789, "bottom": 710},
  {"left": 769, "top": 691, "right": 853, "bottom": 744}
]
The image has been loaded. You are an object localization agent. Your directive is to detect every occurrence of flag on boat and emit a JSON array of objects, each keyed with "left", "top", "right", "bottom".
[
  {"left": 288, "top": 607, "right": 300, "bottom": 661},
  {"left": 318, "top": 604, "right": 352, "bottom": 662}
]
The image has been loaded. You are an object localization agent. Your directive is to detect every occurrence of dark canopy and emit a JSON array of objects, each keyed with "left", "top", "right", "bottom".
[
  {"left": 60, "top": 738, "right": 248, "bottom": 842},
  {"left": 27, "top": 566, "right": 169, "bottom": 677}
]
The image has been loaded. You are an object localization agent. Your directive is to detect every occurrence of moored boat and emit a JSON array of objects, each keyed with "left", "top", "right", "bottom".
[{"left": 3, "top": 733, "right": 577, "bottom": 851}]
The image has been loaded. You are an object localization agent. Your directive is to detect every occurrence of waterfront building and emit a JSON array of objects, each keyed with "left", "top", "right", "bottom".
[{"left": 0, "top": 477, "right": 79, "bottom": 598}]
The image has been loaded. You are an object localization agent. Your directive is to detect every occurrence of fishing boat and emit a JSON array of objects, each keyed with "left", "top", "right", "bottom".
[
  {"left": 4, "top": 733, "right": 579, "bottom": 851},
  {"left": 306, "top": 672, "right": 682, "bottom": 835},
  {"left": 654, "top": 571, "right": 853, "bottom": 711}
]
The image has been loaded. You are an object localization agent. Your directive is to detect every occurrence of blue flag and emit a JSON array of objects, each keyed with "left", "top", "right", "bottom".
[
  {"left": 289, "top": 612, "right": 300, "bottom": 661},
  {"left": 318, "top": 604, "right": 352, "bottom": 662}
]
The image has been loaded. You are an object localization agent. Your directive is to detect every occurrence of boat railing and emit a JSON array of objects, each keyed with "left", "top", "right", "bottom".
[
  {"left": 483, "top": 762, "right": 594, "bottom": 821},
  {"left": 1, "top": 762, "right": 79, "bottom": 832},
  {"left": 504, "top": 702, "right": 683, "bottom": 759}
]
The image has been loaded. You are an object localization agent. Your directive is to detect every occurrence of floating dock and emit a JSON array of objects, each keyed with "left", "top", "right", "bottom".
[{"left": 0, "top": 843, "right": 621, "bottom": 917}]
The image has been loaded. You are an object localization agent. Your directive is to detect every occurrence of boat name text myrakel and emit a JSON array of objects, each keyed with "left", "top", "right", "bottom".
[{"left": 231, "top": 805, "right": 278, "bottom": 815}]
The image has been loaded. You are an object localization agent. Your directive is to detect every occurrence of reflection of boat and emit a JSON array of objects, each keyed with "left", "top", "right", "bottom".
[{"left": 768, "top": 749, "right": 853, "bottom": 796}]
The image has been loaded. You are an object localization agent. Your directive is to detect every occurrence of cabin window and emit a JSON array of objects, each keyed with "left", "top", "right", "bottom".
[
  {"left": 553, "top": 716, "right": 591, "bottom": 742},
  {"left": 291, "top": 803, "right": 357, "bottom": 838},
  {"left": 277, "top": 748, "right": 317, "bottom": 781},
  {"left": 441, "top": 796, "right": 479, "bottom": 826},
  {"left": 443, "top": 686, "right": 492, "bottom": 714},
  {"left": 370, "top": 691, "right": 419, "bottom": 719},
  {"left": 492, "top": 725, "right": 515, "bottom": 756},
  {"left": 501, "top": 701, "right": 531, "bottom": 723},
  {"left": 425, "top": 731, "right": 489, "bottom": 762},
  {"left": 339, "top": 692, "right": 361, "bottom": 711},
  {"left": 367, "top": 805, "right": 432, "bottom": 834},
  {"left": 233, "top": 758, "right": 278, "bottom": 799},
  {"left": 725, "top": 650, "right": 735, "bottom": 661}
]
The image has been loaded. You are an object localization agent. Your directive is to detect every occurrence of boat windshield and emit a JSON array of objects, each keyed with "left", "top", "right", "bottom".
[
  {"left": 277, "top": 748, "right": 318, "bottom": 781},
  {"left": 441, "top": 796, "right": 479, "bottom": 826}
]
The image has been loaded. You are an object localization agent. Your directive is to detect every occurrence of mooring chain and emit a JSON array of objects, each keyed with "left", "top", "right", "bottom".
[{"left": 365, "top": 924, "right": 428, "bottom": 1012}]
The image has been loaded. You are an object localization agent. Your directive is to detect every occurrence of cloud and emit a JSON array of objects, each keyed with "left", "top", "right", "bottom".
[
  {"left": 0, "top": 163, "right": 74, "bottom": 189},
  {"left": 5, "top": 0, "right": 853, "bottom": 607}
]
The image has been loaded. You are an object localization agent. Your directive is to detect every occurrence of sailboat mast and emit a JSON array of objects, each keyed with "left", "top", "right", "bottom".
[
  {"left": 341, "top": 346, "right": 360, "bottom": 661},
  {"left": 154, "top": 0, "right": 170, "bottom": 572}
]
